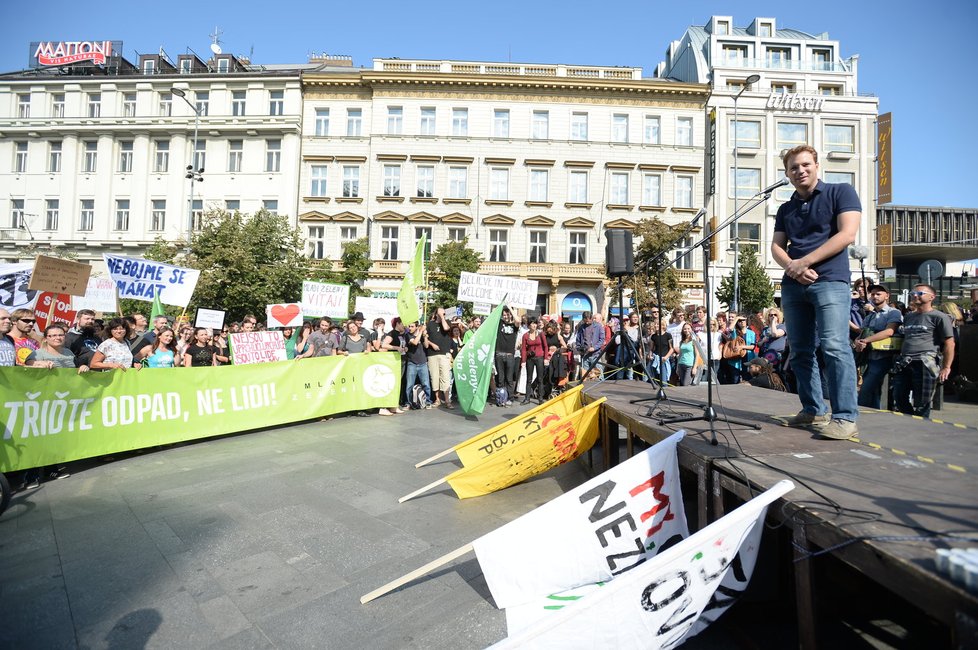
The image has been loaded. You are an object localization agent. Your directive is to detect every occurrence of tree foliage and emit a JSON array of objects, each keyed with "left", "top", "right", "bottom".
[
  {"left": 429, "top": 238, "right": 483, "bottom": 316},
  {"left": 607, "top": 218, "right": 691, "bottom": 312},
  {"left": 715, "top": 246, "right": 775, "bottom": 315},
  {"left": 337, "top": 238, "right": 372, "bottom": 313}
]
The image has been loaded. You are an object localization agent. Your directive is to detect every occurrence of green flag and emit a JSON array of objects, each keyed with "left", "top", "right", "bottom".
[
  {"left": 453, "top": 300, "right": 507, "bottom": 415},
  {"left": 397, "top": 232, "right": 426, "bottom": 325},
  {"left": 150, "top": 287, "right": 165, "bottom": 323}
]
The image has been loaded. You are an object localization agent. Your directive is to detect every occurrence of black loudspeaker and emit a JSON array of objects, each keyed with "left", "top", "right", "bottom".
[{"left": 605, "top": 229, "right": 634, "bottom": 277}]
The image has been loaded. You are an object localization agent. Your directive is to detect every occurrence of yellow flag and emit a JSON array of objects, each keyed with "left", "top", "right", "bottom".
[
  {"left": 446, "top": 398, "right": 606, "bottom": 499},
  {"left": 455, "top": 385, "right": 584, "bottom": 467}
]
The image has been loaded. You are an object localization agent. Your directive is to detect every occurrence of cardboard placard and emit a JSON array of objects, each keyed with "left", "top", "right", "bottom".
[
  {"left": 229, "top": 331, "right": 287, "bottom": 365},
  {"left": 266, "top": 303, "right": 303, "bottom": 328},
  {"left": 28, "top": 255, "right": 92, "bottom": 296},
  {"left": 194, "top": 308, "right": 226, "bottom": 331},
  {"left": 72, "top": 276, "right": 119, "bottom": 313}
]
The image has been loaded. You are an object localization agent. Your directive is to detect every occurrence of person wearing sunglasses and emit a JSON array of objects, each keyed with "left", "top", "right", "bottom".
[
  {"left": 9, "top": 307, "right": 41, "bottom": 366},
  {"left": 891, "top": 284, "right": 955, "bottom": 418},
  {"left": 771, "top": 145, "right": 861, "bottom": 441}
]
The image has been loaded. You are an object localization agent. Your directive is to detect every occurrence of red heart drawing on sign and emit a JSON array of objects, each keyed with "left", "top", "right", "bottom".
[{"left": 271, "top": 304, "right": 300, "bottom": 326}]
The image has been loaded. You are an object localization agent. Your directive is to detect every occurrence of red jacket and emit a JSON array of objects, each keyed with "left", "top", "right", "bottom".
[{"left": 520, "top": 331, "right": 549, "bottom": 363}]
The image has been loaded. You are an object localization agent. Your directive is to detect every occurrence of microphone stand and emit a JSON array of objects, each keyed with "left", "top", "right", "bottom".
[{"left": 656, "top": 190, "right": 778, "bottom": 444}]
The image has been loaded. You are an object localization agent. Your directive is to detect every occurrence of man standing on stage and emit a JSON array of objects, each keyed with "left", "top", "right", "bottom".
[
  {"left": 772, "top": 145, "right": 861, "bottom": 440},
  {"left": 891, "top": 284, "right": 954, "bottom": 418}
]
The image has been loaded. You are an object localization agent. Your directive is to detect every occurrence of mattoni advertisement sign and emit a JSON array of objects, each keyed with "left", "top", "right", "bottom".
[{"left": 30, "top": 40, "right": 122, "bottom": 68}]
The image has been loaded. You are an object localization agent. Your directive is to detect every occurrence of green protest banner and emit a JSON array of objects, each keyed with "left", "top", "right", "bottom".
[{"left": 0, "top": 353, "right": 401, "bottom": 472}]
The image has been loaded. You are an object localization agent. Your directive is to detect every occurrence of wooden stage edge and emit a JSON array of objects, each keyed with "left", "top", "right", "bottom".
[{"left": 582, "top": 379, "right": 978, "bottom": 649}]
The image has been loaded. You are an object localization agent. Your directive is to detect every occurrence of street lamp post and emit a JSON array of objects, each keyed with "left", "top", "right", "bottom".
[
  {"left": 171, "top": 86, "right": 203, "bottom": 241},
  {"left": 731, "top": 73, "right": 761, "bottom": 316}
]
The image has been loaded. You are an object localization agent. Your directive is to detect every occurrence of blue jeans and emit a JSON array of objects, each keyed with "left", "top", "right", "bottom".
[
  {"left": 858, "top": 356, "right": 894, "bottom": 409},
  {"left": 405, "top": 361, "right": 432, "bottom": 405},
  {"left": 781, "top": 281, "right": 858, "bottom": 422}
]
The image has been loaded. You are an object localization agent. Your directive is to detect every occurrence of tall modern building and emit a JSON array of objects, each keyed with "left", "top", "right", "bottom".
[
  {"left": 656, "top": 16, "right": 880, "bottom": 303},
  {"left": 299, "top": 58, "right": 710, "bottom": 315}
]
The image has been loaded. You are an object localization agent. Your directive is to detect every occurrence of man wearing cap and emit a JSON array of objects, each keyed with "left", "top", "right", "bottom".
[{"left": 853, "top": 284, "right": 903, "bottom": 409}]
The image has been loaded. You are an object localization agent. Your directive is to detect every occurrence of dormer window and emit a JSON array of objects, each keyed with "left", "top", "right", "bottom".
[
  {"left": 716, "top": 20, "right": 730, "bottom": 35},
  {"left": 217, "top": 57, "right": 230, "bottom": 73},
  {"left": 812, "top": 49, "right": 832, "bottom": 71},
  {"left": 758, "top": 22, "right": 773, "bottom": 37},
  {"left": 143, "top": 59, "right": 155, "bottom": 75},
  {"left": 180, "top": 58, "right": 192, "bottom": 74}
]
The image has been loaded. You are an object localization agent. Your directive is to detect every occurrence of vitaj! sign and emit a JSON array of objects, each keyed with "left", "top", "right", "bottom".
[{"left": 30, "top": 40, "right": 122, "bottom": 67}]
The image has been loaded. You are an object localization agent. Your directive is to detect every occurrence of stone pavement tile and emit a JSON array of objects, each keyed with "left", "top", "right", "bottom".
[
  {"left": 76, "top": 589, "right": 222, "bottom": 649},
  {"left": 53, "top": 507, "right": 159, "bottom": 565},
  {"left": 0, "top": 547, "right": 64, "bottom": 599},
  {"left": 395, "top": 592, "right": 504, "bottom": 649},
  {"left": 205, "top": 626, "right": 276, "bottom": 650},
  {"left": 198, "top": 594, "right": 252, "bottom": 640},
  {"left": 142, "top": 518, "right": 189, "bottom": 556},
  {"left": 161, "top": 505, "right": 270, "bottom": 568},
  {"left": 0, "top": 581, "right": 75, "bottom": 650},
  {"left": 162, "top": 550, "right": 226, "bottom": 603}
]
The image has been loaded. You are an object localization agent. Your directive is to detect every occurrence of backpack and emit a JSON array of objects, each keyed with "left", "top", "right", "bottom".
[{"left": 411, "top": 384, "right": 430, "bottom": 409}]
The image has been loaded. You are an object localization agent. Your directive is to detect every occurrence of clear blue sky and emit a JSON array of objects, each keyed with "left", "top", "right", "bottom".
[{"left": 4, "top": 0, "right": 974, "bottom": 209}]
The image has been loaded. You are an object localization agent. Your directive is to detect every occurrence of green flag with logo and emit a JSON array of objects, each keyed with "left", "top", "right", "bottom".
[
  {"left": 149, "top": 287, "right": 165, "bottom": 324},
  {"left": 397, "top": 232, "right": 426, "bottom": 325},
  {"left": 453, "top": 299, "right": 507, "bottom": 416}
]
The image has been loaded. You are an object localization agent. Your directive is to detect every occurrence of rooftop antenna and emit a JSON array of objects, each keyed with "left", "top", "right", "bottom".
[{"left": 209, "top": 26, "right": 224, "bottom": 55}]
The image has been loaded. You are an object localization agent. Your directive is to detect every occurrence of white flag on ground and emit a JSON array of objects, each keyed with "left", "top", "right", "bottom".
[
  {"left": 472, "top": 431, "right": 688, "bottom": 610},
  {"left": 489, "top": 480, "right": 795, "bottom": 650}
]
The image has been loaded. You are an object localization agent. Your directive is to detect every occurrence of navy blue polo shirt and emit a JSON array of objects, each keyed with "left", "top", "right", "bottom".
[{"left": 774, "top": 179, "right": 861, "bottom": 285}]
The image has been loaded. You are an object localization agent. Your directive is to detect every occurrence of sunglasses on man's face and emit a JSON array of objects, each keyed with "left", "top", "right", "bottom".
[
  {"left": 911, "top": 291, "right": 932, "bottom": 297},
  {"left": 19, "top": 318, "right": 36, "bottom": 324}
]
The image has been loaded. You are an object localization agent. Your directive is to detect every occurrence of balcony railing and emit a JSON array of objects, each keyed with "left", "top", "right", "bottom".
[{"left": 719, "top": 57, "right": 849, "bottom": 73}]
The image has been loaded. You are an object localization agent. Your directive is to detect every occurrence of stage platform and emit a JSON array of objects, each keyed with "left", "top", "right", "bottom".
[{"left": 582, "top": 379, "right": 978, "bottom": 649}]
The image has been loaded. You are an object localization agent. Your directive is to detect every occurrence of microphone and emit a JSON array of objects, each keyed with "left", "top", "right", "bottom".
[
  {"left": 849, "top": 245, "right": 869, "bottom": 260},
  {"left": 760, "top": 178, "right": 790, "bottom": 194}
]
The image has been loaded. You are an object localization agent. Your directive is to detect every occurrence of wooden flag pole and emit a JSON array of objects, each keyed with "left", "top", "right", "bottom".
[
  {"left": 398, "top": 476, "right": 448, "bottom": 503},
  {"left": 414, "top": 447, "right": 456, "bottom": 469},
  {"left": 360, "top": 542, "right": 474, "bottom": 605}
]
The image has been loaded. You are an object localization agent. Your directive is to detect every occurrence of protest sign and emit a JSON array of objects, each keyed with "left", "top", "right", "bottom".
[
  {"left": 0, "top": 353, "right": 402, "bottom": 473},
  {"left": 354, "top": 297, "right": 399, "bottom": 328},
  {"left": 0, "top": 262, "right": 39, "bottom": 311},
  {"left": 267, "top": 303, "right": 303, "bottom": 328},
  {"left": 28, "top": 255, "right": 91, "bottom": 296},
  {"left": 229, "top": 331, "right": 287, "bottom": 365},
  {"left": 457, "top": 271, "right": 538, "bottom": 309},
  {"left": 301, "top": 281, "right": 349, "bottom": 318},
  {"left": 194, "top": 308, "right": 226, "bottom": 331},
  {"left": 72, "top": 276, "right": 118, "bottom": 313},
  {"left": 473, "top": 302, "right": 491, "bottom": 316},
  {"left": 33, "top": 292, "right": 76, "bottom": 330},
  {"left": 103, "top": 254, "right": 200, "bottom": 307}
]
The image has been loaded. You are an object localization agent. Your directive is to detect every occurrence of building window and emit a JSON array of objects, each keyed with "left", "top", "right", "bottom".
[
  {"left": 570, "top": 112, "right": 588, "bottom": 141},
  {"left": 812, "top": 49, "right": 832, "bottom": 71},
  {"left": 731, "top": 223, "right": 761, "bottom": 253},
  {"left": 758, "top": 22, "right": 773, "bottom": 37},
  {"left": 447, "top": 227, "right": 466, "bottom": 242},
  {"left": 529, "top": 230, "right": 547, "bottom": 263},
  {"left": 87, "top": 93, "right": 101, "bottom": 118},
  {"left": 263, "top": 200, "right": 278, "bottom": 214},
  {"left": 14, "top": 142, "right": 28, "bottom": 173},
  {"left": 569, "top": 231, "right": 587, "bottom": 264},
  {"left": 48, "top": 141, "right": 62, "bottom": 172},
  {"left": 142, "top": 59, "right": 155, "bottom": 75},
  {"left": 610, "top": 172, "right": 629, "bottom": 204},
  {"left": 227, "top": 140, "right": 242, "bottom": 172},
  {"left": 16, "top": 93, "right": 30, "bottom": 118},
  {"left": 674, "top": 236, "right": 694, "bottom": 270},
  {"left": 771, "top": 82, "right": 795, "bottom": 94},
  {"left": 387, "top": 106, "right": 403, "bottom": 134},
  {"left": 343, "top": 165, "right": 360, "bottom": 197},
  {"left": 265, "top": 139, "right": 281, "bottom": 172},
  {"left": 45, "top": 199, "right": 59, "bottom": 230},
  {"left": 118, "top": 141, "right": 133, "bottom": 173},
  {"left": 675, "top": 175, "right": 693, "bottom": 208},
  {"left": 179, "top": 59, "right": 192, "bottom": 74},
  {"left": 193, "top": 139, "right": 206, "bottom": 173},
  {"left": 776, "top": 122, "right": 808, "bottom": 151},
  {"left": 52, "top": 93, "right": 65, "bottom": 118},
  {"left": 420, "top": 107, "right": 436, "bottom": 135},
  {"left": 11, "top": 199, "right": 24, "bottom": 228},
  {"left": 381, "top": 225, "right": 399, "bottom": 260},
  {"left": 415, "top": 227, "right": 432, "bottom": 258},
  {"left": 193, "top": 91, "right": 209, "bottom": 116},
  {"left": 644, "top": 115, "right": 661, "bottom": 144},
  {"left": 340, "top": 226, "right": 358, "bottom": 243},
  {"left": 824, "top": 124, "right": 855, "bottom": 153},
  {"left": 114, "top": 199, "right": 130, "bottom": 231},
  {"left": 151, "top": 199, "right": 166, "bottom": 231},
  {"left": 716, "top": 20, "right": 730, "bottom": 35},
  {"left": 612, "top": 114, "right": 629, "bottom": 143},
  {"left": 452, "top": 108, "right": 468, "bottom": 136},
  {"left": 307, "top": 225, "right": 325, "bottom": 259},
  {"left": 532, "top": 110, "right": 549, "bottom": 139},
  {"left": 79, "top": 199, "right": 94, "bottom": 231},
  {"left": 642, "top": 173, "right": 662, "bottom": 206},
  {"left": 448, "top": 166, "right": 467, "bottom": 198},
  {"left": 310, "top": 165, "right": 328, "bottom": 196},
  {"left": 416, "top": 165, "right": 434, "bottom": 198},
  {"left": 489, "top": 167, "right": 509, "bottom": 200},
  {"left": 568, "top": 170, "right": 588, "bottom": 203},
  {"left": 730, "top": 120, "right": 761, "bottom": 148},
  {"left": 269, "top": 90, "right": 284, "bottom": 116},
  {"left": 819, "top": 84, "right": 843, "bottom": 96},
  {"left": 493, "top": 109, "right": 510, "bottom": 137},
  {"left": 722, "top": 44, "right": 747, "bottom": 64},
  {"left": 383, "top": 164, "right": 401, "bottom": 197},
  {"left": 122, "top": 93, "right": 136, "bottom": 117},
  {"left": 191, "top": 199, "right": 203, "bottom": 230},
  {"left": 766, "top": 47, "right": 791, "bottom": 69},
  {"left": 824, "top": 171, "right": 855, "bottom": 187},
  {"left": 676, "top": 117, "right": 693, "bottom": 146},
  {"left": 232, "top": 91, "right": 246, "bottom": 116},
  {"left": 225, "top": 200, "right": 240, "bottom": 212},
  {"left": 159, "top": 92, "right": 172, "bottom": 116},
  {"left": 154, "top": 140, "right": 169, "bottom": 172},
  {"left": 730, "top": 168, "right": 761, "bottom": 198},
  {"left": 528, "top": 169, "right": 549, "bottom": 202},
  {"left": 489, "top": 229, "right": 507, "bottom": 262},
  {"left": 217, "top": 58, "right": 230, "bottom": 74},
  {"left": 347, "top": 108, "right": 362, "bottom": 136},
  {"left": 82, "top": 141, "right": 98, "bottom": 173},
  {"left": 314, "top": 108, "right": 329, "bottom": 136}
]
